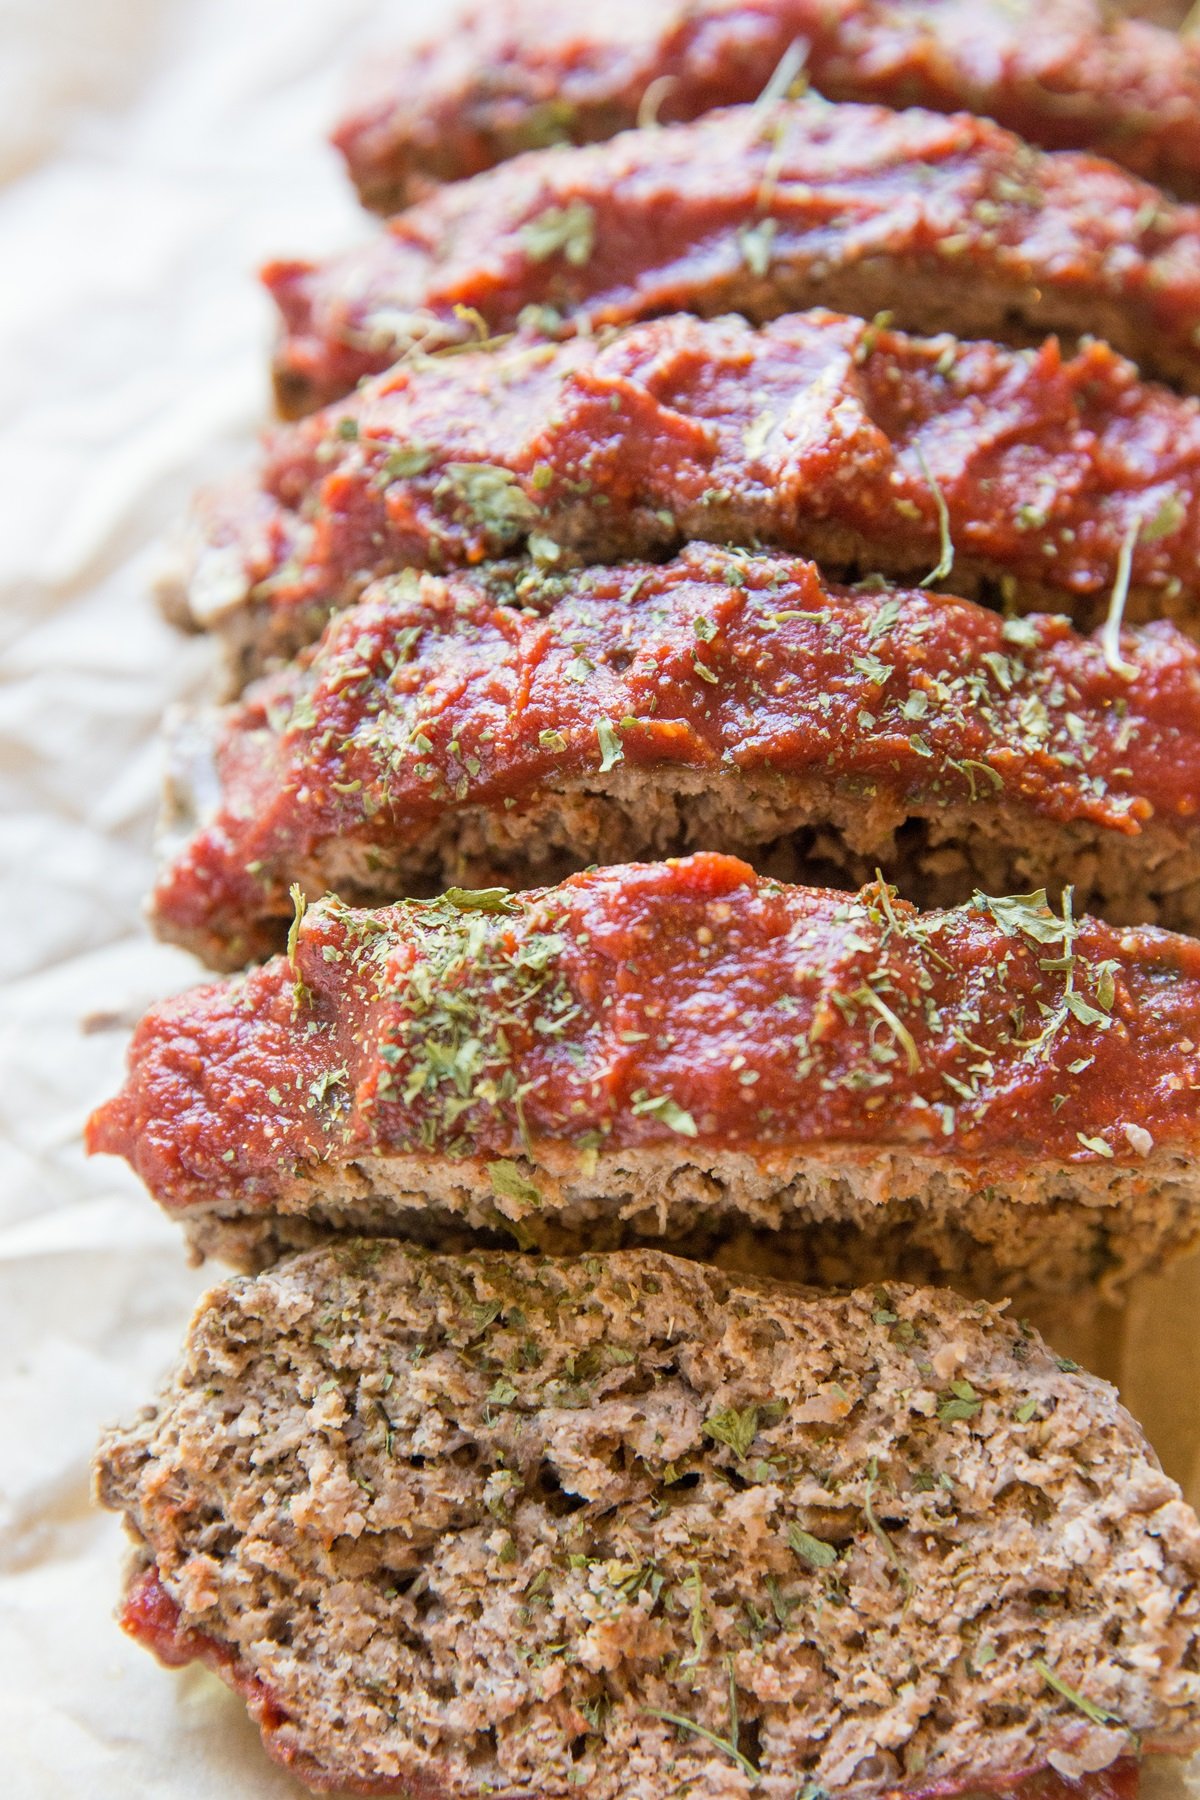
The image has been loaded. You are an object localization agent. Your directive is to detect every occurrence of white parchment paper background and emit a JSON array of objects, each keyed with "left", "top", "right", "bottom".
[
  {"left": 0, "top": 4, "right": 468, "bottom": 1792},
  {"left": 0, "top": 2, "right": 1195, "bottom": 1795}
]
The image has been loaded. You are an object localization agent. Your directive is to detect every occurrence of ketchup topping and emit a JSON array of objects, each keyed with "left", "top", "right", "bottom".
[
  {"left": 266, "top": 98, "right": 1200, "bottom": 412},
  {"left": 91, "top": 854, "right": 1200, "bottom": 1216},
  {"left": 153, "top": 548, "right": 1200, "bottom": 967}
]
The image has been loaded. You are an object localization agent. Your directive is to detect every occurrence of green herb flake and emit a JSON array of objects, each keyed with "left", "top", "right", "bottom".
[
  {"left": 596, "top": 719, "right": 624, "bottom": 773},
  {"left": 739, "top": 216, "right": 779, "bottom": 278},
  {"left": 642, "top": 1709, "right": 759, "bottom": 1784},
  {"left": 862, "top": 1457, "right": 910, "bottom": 1593},
  {"left": 487, "top": 1159, "right": 543, "bottom": 1207},
  {"left": 938, "top": 1378, "right": 982, "bottom": 1424},
  {"left": 528, "top": 530, "right": 562, "bottom": 566},
  {"left": 787, "top": 1525, "right": 839, "bottom": 1569},
  {"left": 631, "top": 1091, "right": 698, "bottom": 1136},
  {"left": 286, "top": 883, "right": 308, "bottom": 967},
  {"left": 853, "top": 652, "right": 893, "bottom": 685},
  {"left": 1095, "top": 959, "right": 1119, "bottom": 1014},
  {"left": 443, "top": 886, "right": 520, "bottom": 915},
  {"left": 1002, "top": 616, "right": 1041, "bottom": 649},
  {"left": 1102, "top": 516, "right": 1141, "bottom": 680},
  {"left": 539, "top": 728, "right": 569, "bottom": 753},
  {"left": 857, "top": 985, "right": 921, "bottom": 1075},
  {"left": 743, "top": 409, "right": 775, "bottom": 458},
  {"left": 1034, "top": 1660, "right": 1129, "bottom": 1732},
  {"left": 703, "top": 1405, "right": 760, "bottom": 1461},
  {"left": 440, "top": 462, "right": 539, "bottom": 535},
  {"left": 379, "top": 444, "right": 434, "bottom": 482},
  {"left": 644, "top": 1655, "right": 760, "bottom": 1784},
  {"left": 287, "top": 884, "right": 311, "bottom": 1012},
  {"left": 520, "top": 199, "right": 596, "bottom": 267},
  {"left": 915, "top": 446, "right": 954, "bottom": 586},
  {"left": 980, "top": 890, "right": 1070, "bottom": 948},
  {"left": 1143, "top": 492, "right": 1185, "bottom": 542}
]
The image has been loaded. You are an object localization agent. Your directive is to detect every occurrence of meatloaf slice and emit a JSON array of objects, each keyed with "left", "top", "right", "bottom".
[
  {"left": 96, "top": 1244, "right": 1200, "bottom": 1799},
  {"left": 90, "top": 854, "right": 1200, "bottom": 1302},
  {"left": 150, "top": 549, "right": 1200, "bottom": 971},
  {"left": 175, "top": 311, "right": 1200, "bottom": 681},
  {"left": 333, "top": 0, "right": 1200, "bottom": 212},
  {"left": 267, "top": 98, "right": 1200, "bottom": 415}
]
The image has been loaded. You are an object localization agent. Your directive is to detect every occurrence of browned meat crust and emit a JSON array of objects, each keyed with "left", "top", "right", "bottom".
[
  {"left": 175, "top": 311, "right": 1200, "bottom": 680},
  {"left": 266, "top": 99, "right": 1200, "bottom": 415},
  {"left": 150, "top": 549, "right": 1200, "bottom": 969},
  {"left": 89, "top": 856, "right": 1200, "bottom": 1303},
  {"left": 96, "top": 1246, "right": 1200, "bottom": 1797},
  {"left": 333, "top": 0, "right": 1200, "bottom": 211}
]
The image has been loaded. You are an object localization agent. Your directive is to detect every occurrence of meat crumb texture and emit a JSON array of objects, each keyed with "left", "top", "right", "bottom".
[{"left": 96, "top": 1246, "right": 1200, "bottom": 1799}]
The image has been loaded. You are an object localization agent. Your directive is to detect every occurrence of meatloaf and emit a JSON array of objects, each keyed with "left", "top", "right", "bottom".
[
  {"left": 267, "top": 98, "right": 1200, "bottom": 415},
  {"left": 175, "top": 311, "right": 1200, "bottom": 680},
  {"left": 334, "top": 0, "right": 1200, "bottom": 211},
  {"left": 89, "top": 854, "right": 1200, "bottom": 1301},
  {"left": 151, "top": 549, "right": 1200, "bottom": 970},
  {"left": 96, "top": 1244, "right": 1200, "bottom": 1799}
]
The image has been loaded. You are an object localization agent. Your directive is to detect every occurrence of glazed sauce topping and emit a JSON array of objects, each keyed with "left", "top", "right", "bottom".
[
  {"left": 235, "top": 311, "right": 1200, "bottom": 635},
  {"left": 93, "top": 855, "right": 1200, "bottom": 1212},
  {"left": 267, "top": 96, "right": 1200, "bottom": 410},
  {"left": 152, "top": 548, "right": 1200, "bottom": 961},
  {"left": 333, "top": 0, "right": 1200, "bottom": 207}
]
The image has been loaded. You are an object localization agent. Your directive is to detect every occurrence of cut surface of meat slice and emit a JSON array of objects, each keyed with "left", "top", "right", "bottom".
[
  {"left": 127, "top": 1560, "right": 1145, "bottom": 1800},
  {"left": 178, "top": 310, "right": 1200, "bottom": 680},
  {"left": 96, "top": 1245, "right": 1200, "bottom": 1795},
  {"left": 268, "top": 98, "right": 1200, "bottom": 415},
  {"left": 333, "top": 0, "right": 1200, "bottom": 211},
  {"left": 90, "top": 854, "right": 1200, "bottom": 1301},
  {"left": 151, "top": 549, "right": 1200, "bottom": 969}
]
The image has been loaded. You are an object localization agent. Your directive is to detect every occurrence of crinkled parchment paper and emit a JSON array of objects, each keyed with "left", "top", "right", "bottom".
[{"left": 0, "top": 2, "right": 1196, "bottom": 1795}]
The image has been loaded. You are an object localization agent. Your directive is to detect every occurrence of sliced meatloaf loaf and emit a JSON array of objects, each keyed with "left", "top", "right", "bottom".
[
  {"left": 334, "top": 0, "right": 1200, "bottom": 211},
  {"left": 175, "top": 311, "right": 1200, "bottom": 679},
  {"left": 267, "top": 98, "right": 1200, "bottom": 415},
  {"left": 89, "top": 854, "right": 1200, "bottom": 1301},
  {"left": 96, "top": 1245, "right": 1200, "bottom": 1799},
  {"left": 151, "top": 549, "right": 1200, "bottom": 970}
]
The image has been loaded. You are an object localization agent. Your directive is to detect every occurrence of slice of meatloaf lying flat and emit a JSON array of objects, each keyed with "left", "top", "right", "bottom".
[
  {"left": 89, "top": 854, "right": 1200, "bottom": 1302},
  {"left": 175, "top": 311, "right": 1200, "bottom": 680},
  {"left": 96, "top": 1245, "right": 1200, "bottom": 1799},
  {"left": 150, "top": 549, "right": 1200, "bottom": 970},
  {"left": 333, "top": 0, "right": 1200, "bottom": 211},
  {"left": 266, "top": 98, "right": 1200, "bottom": 415}
]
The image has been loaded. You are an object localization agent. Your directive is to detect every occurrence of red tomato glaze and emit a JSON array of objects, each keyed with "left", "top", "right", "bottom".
[{"left": 91, "top": 854, "right": 1200, "bottom": 1217}]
